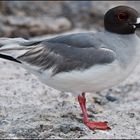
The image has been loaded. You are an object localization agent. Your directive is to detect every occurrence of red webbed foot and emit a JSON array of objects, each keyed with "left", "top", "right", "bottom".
[
  {"left": 78, "top": 92, "right": 111, "bottom": 131},
  {"left": 84, "top": 121, "right": 111, "bottom": 130}
]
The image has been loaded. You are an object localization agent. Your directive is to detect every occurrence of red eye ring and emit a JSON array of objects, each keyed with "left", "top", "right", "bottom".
[{"left": 118, "top": 12, "right": 128, "bottom": 21}]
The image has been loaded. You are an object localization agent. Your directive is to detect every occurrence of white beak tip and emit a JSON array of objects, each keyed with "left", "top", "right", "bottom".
[{"left": 136, "top": 17, "right": 140, "bottom": 24}]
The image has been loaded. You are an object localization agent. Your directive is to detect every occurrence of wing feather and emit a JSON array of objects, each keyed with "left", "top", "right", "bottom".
[{"left": 18, "top": 41, "right": 116, "bottom": 75}]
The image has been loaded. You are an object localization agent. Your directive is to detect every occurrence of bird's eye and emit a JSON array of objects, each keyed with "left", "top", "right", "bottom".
[{"left": 117, "top": 12, "right": 129, "bottom": 21}]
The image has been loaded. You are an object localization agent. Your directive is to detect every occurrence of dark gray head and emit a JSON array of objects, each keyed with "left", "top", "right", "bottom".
[{"left": 104, "top": 6, "right": 140, "bottom": 34}]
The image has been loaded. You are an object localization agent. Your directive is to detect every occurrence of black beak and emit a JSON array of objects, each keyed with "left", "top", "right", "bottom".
[
  {"left": 134, "top": 23, "right": 140, "bottom": 28},
  {"left": 134, "top": 18, "right": 140, "bottom": 28}
]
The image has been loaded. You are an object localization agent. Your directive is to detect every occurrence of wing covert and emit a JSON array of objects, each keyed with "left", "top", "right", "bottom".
[{"left": 18, "top": 41, "right": 116, "bottom": 75}]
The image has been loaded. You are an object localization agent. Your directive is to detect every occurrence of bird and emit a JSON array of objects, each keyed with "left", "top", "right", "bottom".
[{"left": 0, "top": 5, "right": 140, "bottom": 131}]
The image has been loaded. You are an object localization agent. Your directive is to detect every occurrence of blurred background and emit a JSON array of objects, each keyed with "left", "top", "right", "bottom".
[{"left": 0, "top": 1, "right": 140, "bottom": 38}]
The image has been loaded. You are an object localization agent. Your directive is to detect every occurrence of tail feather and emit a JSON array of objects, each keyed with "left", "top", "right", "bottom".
[
  {"left": 0, "top": 53, "right": 21, "bottom": 63},
  {"left": 0, "top": 37, "right": 45, "bottom": 64},
  {"left": 0, "top": 38, "right": 41, "bottom": 63},
  {"left": 0, "top": 43, "right": 32, "bottom": 61}
]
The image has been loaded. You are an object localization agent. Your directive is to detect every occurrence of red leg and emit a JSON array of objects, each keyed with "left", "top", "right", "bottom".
[{"left": 78, "top": 92, "right": 111, "bottom": 130}]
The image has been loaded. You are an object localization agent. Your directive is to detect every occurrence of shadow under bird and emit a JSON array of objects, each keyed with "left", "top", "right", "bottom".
[{"left": 0, "top": 6, "right": 140, "bottom": 130}]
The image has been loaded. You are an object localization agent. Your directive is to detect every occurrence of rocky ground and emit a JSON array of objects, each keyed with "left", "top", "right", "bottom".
[{"left": 0, "top": 1, "right": 140, "bottom": 139}]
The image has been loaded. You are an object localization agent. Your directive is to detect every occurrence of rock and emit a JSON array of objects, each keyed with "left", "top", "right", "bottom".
[
  {"left": 106, "top": 93, "right": 118, "bottom": 102},
  {"left": 36, "top": 124, "right": 53, "bottom": 132},
  {"left": 59, "top": 124, "right": 71, "bottom": 134},
  {"left": 127, "top": 112, "right": 135, "bottom": 118}
]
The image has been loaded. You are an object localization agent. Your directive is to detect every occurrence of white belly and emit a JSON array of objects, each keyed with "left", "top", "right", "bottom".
[{"left": 37, "top": 60, "right": 135, "bottom": 94}]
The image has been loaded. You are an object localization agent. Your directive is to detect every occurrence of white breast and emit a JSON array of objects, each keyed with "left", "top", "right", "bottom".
[{"left": 35, "top": 60, "right": 133, "bottom": 94}]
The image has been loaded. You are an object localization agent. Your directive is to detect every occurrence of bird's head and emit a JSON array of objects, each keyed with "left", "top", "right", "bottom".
[{"left": 104, "top": 6, "right": 140, "bottom": 34}]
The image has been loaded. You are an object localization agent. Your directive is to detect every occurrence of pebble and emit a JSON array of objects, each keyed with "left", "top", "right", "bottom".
[{"left": 106, "top": 94, "right": 118, "bottom": 102}]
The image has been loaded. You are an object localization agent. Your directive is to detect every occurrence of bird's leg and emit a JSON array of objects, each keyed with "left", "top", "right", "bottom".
[{"left": 78, "top": 92, "right": 111, "bottom": 130}]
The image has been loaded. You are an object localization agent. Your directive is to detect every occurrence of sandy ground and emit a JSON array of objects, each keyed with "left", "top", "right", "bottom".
[{"left": 0, "top": 31, "right": 140, "bottom": 139}]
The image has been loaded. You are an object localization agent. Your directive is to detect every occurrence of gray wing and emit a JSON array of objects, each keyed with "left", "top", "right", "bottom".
[
  {"left": 18, "top": 41, "right": 116, "bottom": 75},
  {"left": 47, "top": 33, "right": 97, "bottom": 48},
  {"left": 21, "top": 33, "right": 98, "bottom": 48},
  {"left": 16, "top": 33, "right": 97, "bottom": 48}
]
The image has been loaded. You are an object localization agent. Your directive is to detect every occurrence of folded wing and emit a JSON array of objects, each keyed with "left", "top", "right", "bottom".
[
  {"left": 0, "top": 33, "right": 116, "bottom": 75},
  {"left": 18, "top": 41, "right": 116, "bottom": 75}
]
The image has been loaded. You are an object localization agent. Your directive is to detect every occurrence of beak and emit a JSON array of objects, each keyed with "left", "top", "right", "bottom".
[{"left": 134, "top": 17, "right": 140, "bottom": 28}]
